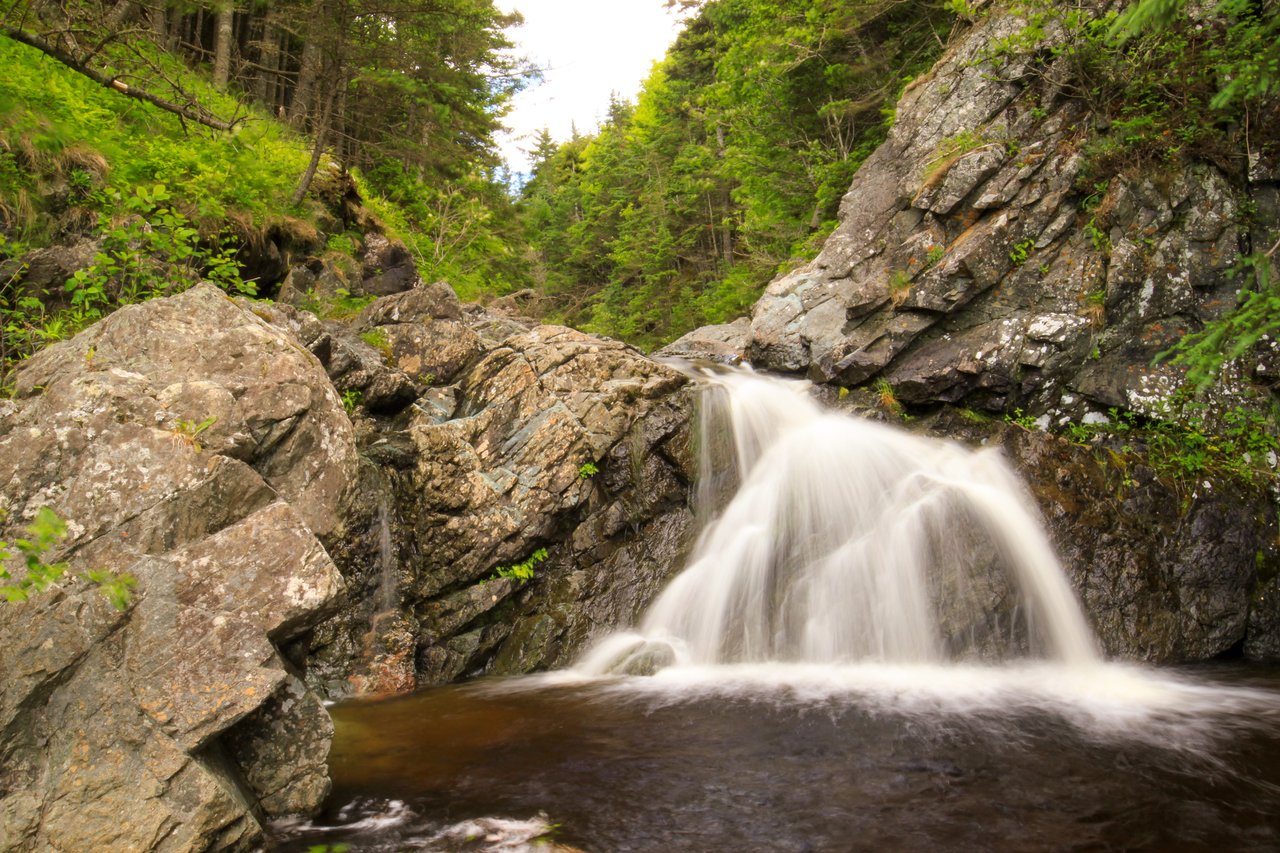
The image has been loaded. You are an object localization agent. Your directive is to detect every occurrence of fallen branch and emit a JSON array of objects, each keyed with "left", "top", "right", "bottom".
[{"left": 2, "top": 25, "right": 241, "bottom": 132}]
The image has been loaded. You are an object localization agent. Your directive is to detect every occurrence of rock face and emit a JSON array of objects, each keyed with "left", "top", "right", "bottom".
[
  {"left": 0, "top": 281, "right": 698, "bottom": 848},
  {"left": 671, "top": 1, "right": 1280, "bottom": 662},
  {"left": 0, "top": 285, "right": 353, "bottom": 851},
  {"left": 298, "top": 289, "right": 696, "bottom": 694},
  {"left": 907, "top": 409, "right": 1278, "bottom": 661},
  {"left": 747, "top": 2, "right": 1277, "bottom": 426}
]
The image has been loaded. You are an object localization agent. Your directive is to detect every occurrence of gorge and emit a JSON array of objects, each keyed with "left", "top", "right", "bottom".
[{"left": 2, "top": 0, "right": 1280, "bottom": 850}]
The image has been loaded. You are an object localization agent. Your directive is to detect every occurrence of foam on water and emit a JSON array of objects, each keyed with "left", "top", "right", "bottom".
[
  {"left": 568, "top": 366, "right": 1279, "bottom": 757},
  {"left": 580, "top": 366, "right": 1097, "bottom": 673}
]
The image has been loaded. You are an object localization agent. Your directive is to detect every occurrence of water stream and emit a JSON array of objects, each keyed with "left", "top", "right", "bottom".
[{"left": 270, "top": 367, "right": 1280, "bottom": 852}]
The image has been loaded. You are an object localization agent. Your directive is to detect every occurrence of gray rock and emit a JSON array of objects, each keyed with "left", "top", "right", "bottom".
[
  {"left": 360, "top": 232, "right": 418, "bottom": 296},
  {"left": 0, "top": 284, "right": 353, "bottom": 851},
  {"left": 658, "top": 317, "right": 750, "bottom": 364}
]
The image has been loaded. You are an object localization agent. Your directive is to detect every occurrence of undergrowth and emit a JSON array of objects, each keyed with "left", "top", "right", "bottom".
[{"left": 1009, "top": 398, "right": 1279, "bottom": 491}]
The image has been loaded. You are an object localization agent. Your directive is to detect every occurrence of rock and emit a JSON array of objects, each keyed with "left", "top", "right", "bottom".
[
  {"left": 1247, "top": 575, "right": 1280, "bottom": 661},
  {"left": 658, "top": 317, "right": 750, "bottom": 364},
  {"left": 740, "top": 3, "right": 1254, "bottom": 426},
  {"left": 359, "top": 232, "right": 418, "bottom": 296},
  {"left": 302, "top": 323, "right": 696, "bottom": 691},
  {"left": 918, "top": 412, "right": 1274, "bottom": 661},
  {"left": 0, "top": 284, "right": 356, "bottom": 851},
  {"left": 355, "top": 283, "right": 485, "bottom": 385},
  {"left": 276, "top": 258, "right": 351, "bottom": 308},
  {"left": 487, "top": 288, "right": 551, "bottom": 320},
  {"left": 0, "top": 238, "right": 99, "bottom": 310}
]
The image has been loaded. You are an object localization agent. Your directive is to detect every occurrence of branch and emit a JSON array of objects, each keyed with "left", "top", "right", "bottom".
[{"left": 2, "top": 26, "right": 241, "bottom": 132}]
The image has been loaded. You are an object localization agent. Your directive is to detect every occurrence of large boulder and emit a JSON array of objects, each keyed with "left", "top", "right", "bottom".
[
  {"left": 302, "top": 319, "right": 696, "bottom": 693},
  {"left": 746, "top": 2, "right": 1277, "bottom": 426},
  {"left": 0, "top": 284, "right": 358, "bottom": 851},
  {"left": 699, "top": 0, "right": 1280, "bottom": 662}
]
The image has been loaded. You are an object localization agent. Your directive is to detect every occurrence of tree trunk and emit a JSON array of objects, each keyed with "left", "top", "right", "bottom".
[
  {"left": 292, "top": 81, "right": 339, "bottom": 205},
  {"left": 289, "top": 5, "right": 329, "bottom": 129},
  {"left": 105, "top": 1, "right": 139, "bottom": 31},
  {"left": 213, "top": 1, "right": 234, "bottom": 86},
  {"left": 715, "top": 123, "right": 734, "bottom": 264},
  {"left": 149, "top": 3, "right": 168, "bottom": 44}
]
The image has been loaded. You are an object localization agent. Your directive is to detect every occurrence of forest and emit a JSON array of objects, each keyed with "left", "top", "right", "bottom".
[{"left": 1, "top": 0, "right": 1278, "bottom": 367}]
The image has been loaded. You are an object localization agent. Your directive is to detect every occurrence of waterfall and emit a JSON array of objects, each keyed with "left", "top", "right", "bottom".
[{"left": 579, "top": 367, "right": 1099, "bottom": 675}]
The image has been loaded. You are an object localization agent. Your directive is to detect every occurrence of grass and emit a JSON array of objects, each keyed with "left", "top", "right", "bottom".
[{"left": 0, "top": 35, "right": 323, "bottom": 245}]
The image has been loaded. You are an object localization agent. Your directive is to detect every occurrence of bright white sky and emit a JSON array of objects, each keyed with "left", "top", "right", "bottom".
[{"left": 496, "top": 0, "right": 684, "bottom": 173}]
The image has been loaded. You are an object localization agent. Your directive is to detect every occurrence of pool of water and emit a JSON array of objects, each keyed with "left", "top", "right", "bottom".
[{"left": 268, "top": 663, "right": 1280, "bottom": 852}]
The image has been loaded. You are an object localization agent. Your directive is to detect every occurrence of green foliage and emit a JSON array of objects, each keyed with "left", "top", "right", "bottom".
[
  {"left": 1057, "top": 402, "right": 1279, "bottom": 488},
  {"left": 491, "top": 548, "right": 549, "bottom": 584},
  {"left": 1004, "top": 407, "right": 1039, "bottom": 430},
  {"left": 874, "top": 378, "right": 906, "bottom": 419},
  {"left": 360, "top": 328, "right": 394, "bottom": 362},
  {"left": 341, "top": 389, "right": 363, "bottom": 415},
  {"left": 1008, "top": 238, "right": 1035, "bottom": 266},
  {"left": 84, "top": 568, "right": 138, "bottom": 611},
  {"left": 519, "top": 0, "right": 956, "bottom": 349},
  {"left": 0, "top": 507, "right": 68, "bottom": 602},
  {"left": 924, "top": 129, "right": 991, "bottom": 180},
  {"left": 1039, "top": 0, "right": 1280, "bottom": 186},
  {"left": 173, "top": 415, "right": 218, "bottom": 451},
  {"left": 578, "top": 462, "right": 600, "bottom": 479},
  {"left": 945, "top": 0, "right": 980, "bottom": 19},
  {"left": 1160, "top": 251, "right": 1280, "bottom": 389},
  {"left": 1110, "top": 0, "right": 1280, "bottom": 111},
  {"left": 1, "top": 182, "right": 252, "bottom": 374},
  {"left": 354, "top": 166, "right": 532, "bottom": 304},
  {"left": 300, "top": 288, "right": 376, "bottom": 321},
  {"left": 1, "top": 507, "right": 135, "bottom": 609},
  {"left": 1083, "top": 219, "right": 1110, "bottom": 254},
  {"left": 0, "top": 36, "right": 308, "bottom": 234}
]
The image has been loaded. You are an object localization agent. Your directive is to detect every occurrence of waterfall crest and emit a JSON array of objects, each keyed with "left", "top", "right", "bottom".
[{"left": 579, "top": 367, "right": 1099, "bottom": 675}]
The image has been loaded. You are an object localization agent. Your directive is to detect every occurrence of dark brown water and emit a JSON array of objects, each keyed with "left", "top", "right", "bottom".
[{"left": 269, "top": 663, "right": 1280, "bottom": 853}]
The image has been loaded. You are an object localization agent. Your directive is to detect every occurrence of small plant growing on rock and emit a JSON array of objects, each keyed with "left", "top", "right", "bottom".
[
  {"left": 1, "top": 507, "right": 135, "bottom": 608},
  {"left": 492, "top": 547, "right": 549, "bottom": 584},
  {"left": 875, "top": 378, "right": 905, "bottom": 419},
  {"left": 173, "top": 415, "right": 217, "bottom": 451},
  {"left": 360, "top": 328, "right": 394, "bottom": 362},
  {"left": 578, "top": 462, "right": 599, "bottom": 478},
  {"left": 341, "top": 389, "right": 362, "bottom": 415},
  {"left": 1005, "top": 408, "right": 1039, "bottom": 431},
  {"left": 1009, "top": 238, "right": 1035, "bottom": 266}
]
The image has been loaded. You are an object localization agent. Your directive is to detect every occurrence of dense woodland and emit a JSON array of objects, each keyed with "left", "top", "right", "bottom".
[{"left": 0, "top": 0, "right": 1278, "bottom": 369}]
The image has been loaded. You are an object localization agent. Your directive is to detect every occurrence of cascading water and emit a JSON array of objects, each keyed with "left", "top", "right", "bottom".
[
  {"left": 278, "top": 365, "right": 1280, "bottom": 853},
  {"left": 579, "top": 366, "right": 1098, "bottom": 676}
]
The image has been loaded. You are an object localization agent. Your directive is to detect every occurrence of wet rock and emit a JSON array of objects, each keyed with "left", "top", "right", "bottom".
[
  {"left": 1247, "top": 575, "right": 1280, "bottom": 661},
  {"left": 922, "top": 416, "right": 1275, "bottom": 662}
]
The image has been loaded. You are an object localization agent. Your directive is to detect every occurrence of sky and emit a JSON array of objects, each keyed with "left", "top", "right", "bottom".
[{"left": 495, "top": 0, "right": 684, "bottom": 172}]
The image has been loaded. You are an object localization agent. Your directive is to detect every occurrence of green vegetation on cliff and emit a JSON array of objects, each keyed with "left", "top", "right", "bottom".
[
  {"left": 519, "top": 0, "right": 957, "bottom": 348},
  {"left": 1, "top": 0, "right": 1278, "bottom": 372},
  {"left": 0, "top": 0, "right": 531, "bottom": 379}
]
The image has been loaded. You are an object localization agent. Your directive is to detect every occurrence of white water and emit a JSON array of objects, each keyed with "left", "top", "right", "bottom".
[{"left": 579, "top": 367, "right": 1098, "bottom": 676}]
